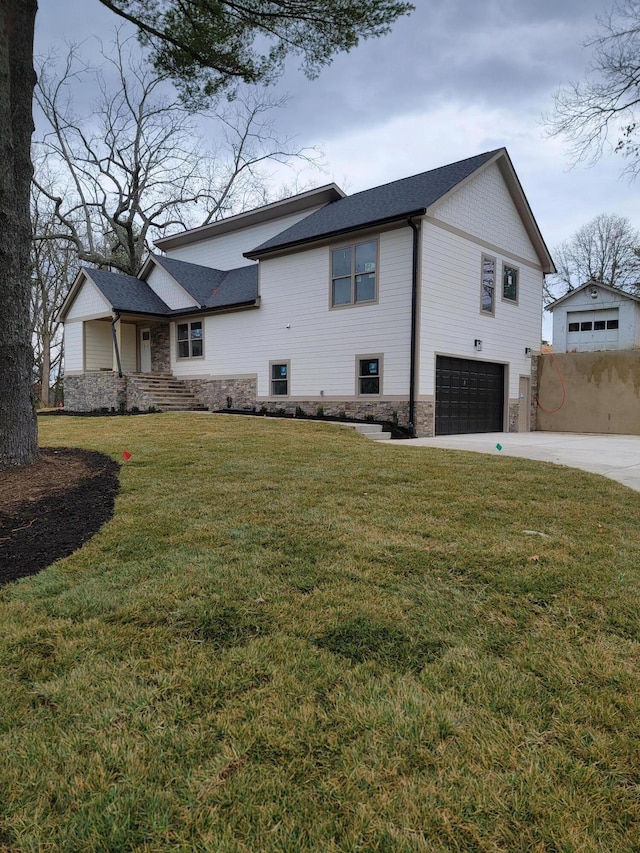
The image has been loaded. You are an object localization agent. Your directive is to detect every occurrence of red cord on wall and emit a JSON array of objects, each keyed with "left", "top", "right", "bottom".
[{"left": 536, "top": 352, "right": 566, "bottom": 413}]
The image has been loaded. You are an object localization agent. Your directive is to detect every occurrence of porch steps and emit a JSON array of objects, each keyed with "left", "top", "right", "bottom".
[
  {"left": 335, "top": 422, "right": 392, "bottom": 441},
  {"left": 127, "top": 373, "right": 207, "bottom": 412}
]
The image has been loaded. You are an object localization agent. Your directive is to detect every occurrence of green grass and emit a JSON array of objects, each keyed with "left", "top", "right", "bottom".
[{"left": 1, "top": 413, "right": 639, "bottom": 852}]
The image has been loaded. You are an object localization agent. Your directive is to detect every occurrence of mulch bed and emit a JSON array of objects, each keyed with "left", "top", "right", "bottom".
[{"left": 0, "top": 448, "right": 120, "bottom": 586}]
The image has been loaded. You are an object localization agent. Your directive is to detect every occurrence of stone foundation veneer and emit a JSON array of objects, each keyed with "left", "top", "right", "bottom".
[
  {"left": 64, "top": 372, "right": 527, "bottom": 438},
  {"left": 65, "top": 373, "right": 127, "bottom": 412}
]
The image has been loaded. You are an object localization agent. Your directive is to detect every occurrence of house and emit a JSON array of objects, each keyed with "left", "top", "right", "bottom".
[
  {"left": 60, "top": 148, "right": 555, "bottom": 436},
  {"left": 548, "top": 280, "right": 640, "bottom": 353}
]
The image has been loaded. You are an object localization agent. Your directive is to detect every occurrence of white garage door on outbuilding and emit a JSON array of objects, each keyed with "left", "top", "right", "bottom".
[
  {"left": 566, "top": 308, "right": 619, "bottom": 351},
  {"left": 549, "top": 280, "right": 640, "bottom": 353}
]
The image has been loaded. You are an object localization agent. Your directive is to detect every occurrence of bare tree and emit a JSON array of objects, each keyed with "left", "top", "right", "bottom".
[
  {"left": 30, "top": 173, "right": 77, "bottom": 407},
  {"left": 546, "top": 0, "right": 640, "bottom": 179},
  {"left": 545, "top": 213, "right": 640, "bottom": 301},
  {"left": 32, "top": 32, "right": 319, "bottom": 276}
]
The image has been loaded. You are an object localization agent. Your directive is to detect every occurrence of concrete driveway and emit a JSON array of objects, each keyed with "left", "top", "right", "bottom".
[{"left": 386, "top": 432, "right": 640, "bottom": 493}]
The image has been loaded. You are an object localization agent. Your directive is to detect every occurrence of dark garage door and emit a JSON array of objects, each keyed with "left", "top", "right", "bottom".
[{"left": 435, "top": 356, "right": 504, "bottom": 435}]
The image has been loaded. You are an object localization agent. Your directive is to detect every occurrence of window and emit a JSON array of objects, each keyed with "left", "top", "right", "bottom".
[
  {"left": 580, "top": 321, "right": 593, "bottom": 331},
  {"left": 502, "top": 264, "right": 518, "bottom": 302},
  {"left": 594, "top": 320, "right": 606, "bottom": 331},
  {"left": 481, "top": 255, "right": 496, "bottom": 315},
  {"left": 331, "top": 240, "right": 377, "bottom": 307},
  {"left": 177, "top": 321, "right": 203, "bottom": 358},
  {"left": 270, "top": 362, "right": 289, "bottom": 396},
  {"left": 568, "top": 322, "right": 580, "bottom": 332},
  {"left": 607, "top": 319, "right": 619, "bottom": 330},
  {"left": 357, "top": 356, "right": 381, "bottom": 395}
]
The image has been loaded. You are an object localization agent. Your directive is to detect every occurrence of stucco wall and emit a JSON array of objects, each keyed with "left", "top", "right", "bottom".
[{"left": 536, "top": 351, "right": 640, "bottom": 434}]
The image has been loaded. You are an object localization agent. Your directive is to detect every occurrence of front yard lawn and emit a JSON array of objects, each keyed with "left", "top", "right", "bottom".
[{"left": 1, "top": 414, "right": 639, "bottom": 852}]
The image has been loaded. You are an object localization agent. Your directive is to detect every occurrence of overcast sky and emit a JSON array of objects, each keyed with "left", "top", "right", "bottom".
[{"left": 35, "top": 0, "right": 637, "bottom": 331}]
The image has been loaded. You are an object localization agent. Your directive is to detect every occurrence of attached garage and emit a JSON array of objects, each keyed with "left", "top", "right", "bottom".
[{"left": 435, "top": 356, "right": 505, "bottom": 435}]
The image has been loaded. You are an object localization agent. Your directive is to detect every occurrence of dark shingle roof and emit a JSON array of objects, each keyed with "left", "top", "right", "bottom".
[
  {"left": 153, "top": 255, "right": 258, "bottom": 309},
  {"left": 87, "top": 269, "right": 171, "bottom": 315},
  {"left": 247, "top": 150, "right": 502, "bottom": 257}
]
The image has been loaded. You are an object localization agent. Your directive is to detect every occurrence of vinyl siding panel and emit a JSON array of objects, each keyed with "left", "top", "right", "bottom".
[
  {"left": 64, "top": 321, "right": 84, "bottom": 372},
  {"left": 420, "top": 223, "right": 543, "bottom": 399},
  {"left": 146, "top": 264, "right": 198, "bottom": 310},
  {"left": 84, "top": 320, "right": 113, "bottom": 371},
  {"left": 121, "top": 322, "right": 137, "bottom": 372},
  {"left": 433, "top": 163, "right": 539, "bottom": 265},
  {"left": 170, "top": 227, "right": 414, "bottom": 396},
  {"left": 165, "top": 207, "right": 324, "bottom": 269},
  {"left": 65, "top": 279, "right": 111, "bottom": 320}
]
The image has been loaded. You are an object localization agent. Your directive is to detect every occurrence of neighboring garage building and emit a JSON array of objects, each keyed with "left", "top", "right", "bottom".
[{"left": 549, "top": 280, "right": 640, "bottom": 353}]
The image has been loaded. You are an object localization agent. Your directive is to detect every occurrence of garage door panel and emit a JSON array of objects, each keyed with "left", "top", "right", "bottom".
[{"left": 436, "top": 356, "right": 504, "bottom": 435}]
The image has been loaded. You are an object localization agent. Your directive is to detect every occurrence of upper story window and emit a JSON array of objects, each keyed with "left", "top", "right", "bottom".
[
  {"left": 502, "top": 264, "right": 519, "bottom": 302},
  {"left": 480, "top": 255, "right": 496, "bottom": 315},
  {"left": 177, "top": 321, "right": 203, "bottom": 358},
  {"left": 331, "top": 240, "right": 377, "bottom": 307}
]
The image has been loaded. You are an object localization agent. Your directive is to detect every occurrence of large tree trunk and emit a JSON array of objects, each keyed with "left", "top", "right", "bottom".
[{"left": 0, "top": 0, "right": 39, "bottom": 468}]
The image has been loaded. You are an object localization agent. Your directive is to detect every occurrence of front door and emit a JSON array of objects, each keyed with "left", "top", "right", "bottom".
[{"left": 140, "top": 328, "right": 151, "bottom": 373}]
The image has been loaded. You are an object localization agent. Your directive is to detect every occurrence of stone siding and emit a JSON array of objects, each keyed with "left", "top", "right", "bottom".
[
  {"left": 65, "top": 373, "right": 127, "bottom": 412},
  {"left": 508, "top": 401, "right": 519, "bottom": 432},
  {"left": 413, "top": 401, "right": 435, "bottom": 437},
  {"left": 184, "top": 377, "right": 257, "bottom": 411},
  {"left": 150, "top": 323, "right": 171, "bottom": 373},
  {"left": 251, "top": 399, "right": 411, "bottom": 428}
]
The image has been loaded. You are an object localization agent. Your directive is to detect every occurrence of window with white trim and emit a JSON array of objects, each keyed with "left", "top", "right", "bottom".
[
  {"left": 331, "top": 240, "right": 377, "bottom": 307},
  {"left": 177, "top": 321, "right": 203, "bottom": 358}
]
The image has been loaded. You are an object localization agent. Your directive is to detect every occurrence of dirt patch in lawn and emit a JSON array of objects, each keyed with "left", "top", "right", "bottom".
[{"left": 0, "top": 448, "right": 120, "bottom": 586}]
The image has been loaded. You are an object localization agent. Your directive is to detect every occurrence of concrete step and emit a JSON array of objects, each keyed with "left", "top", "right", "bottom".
[{"left": 332, "top": 421, "right": 392, "bottom": 441}]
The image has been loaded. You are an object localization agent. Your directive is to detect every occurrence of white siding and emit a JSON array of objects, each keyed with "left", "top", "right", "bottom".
[
  {"left": 85, "top": 320, "right": 113, "bottom": 371},
  {"left": 551, "top": 287, "right": 640, "bottom": 352},
  {"left": 65, "top": 279, "right": 111, "bottom": 320},
  {"left": 420, "top": 223, "right": 543, "bottom": 399},
  {"left": 166, "top": 207, "right": 324, "bottom": 269},
  {"left": 64, "top": 321, "right": 84, "bottom": 372},
  {"left": 146, "top": 264, "right": 198, "bottom": 310},
  {"left": 171, "top": 227, "right": 414, "bottom": 397},
  {"left": 433, "top": 163, "right": 539, "bottom": 265},
  {"left": 121, "top": 323, "right": 137, "bottom": 372}
]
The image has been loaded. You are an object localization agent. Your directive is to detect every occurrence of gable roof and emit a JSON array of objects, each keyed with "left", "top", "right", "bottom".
[
  {"left": 245, "top": 148, "right": 555, "bottom": 273},
  {"left": 154, "top": 183, "right": 345, "bottom": 251},
  {"left": 246, "top": 150, "right": 502, "bottom": 258},
  {"left": 87, "top": 269, "right": 172, "bottom": 315},
  {"left": 150, "top": 255, "right": 258, "bottom": 309},
  {"left": 546, "top": 279, "right": 640, "bottom": 311},
  {"left": 60, "top": 258, "right": 260, "bottom": 322}
]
